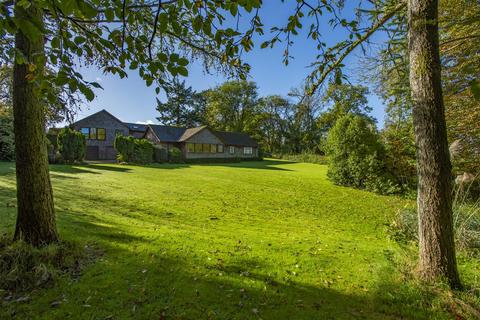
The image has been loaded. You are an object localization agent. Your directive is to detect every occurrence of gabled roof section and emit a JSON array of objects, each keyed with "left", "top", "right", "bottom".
[
  {"left": 147, "top": 124, "right": 188, "bottom": 142},
  {"left": 214, "top": 130, "right": 258, "bottom": 147},
  {"left": 124, "top": 122, "right": 148, "bottom": 132},
  {"left": 179, "top": 126, "right": 208, "bottom": 141},
  {"left": 73, "top": 109, "right": 129, "bottom": 129}
]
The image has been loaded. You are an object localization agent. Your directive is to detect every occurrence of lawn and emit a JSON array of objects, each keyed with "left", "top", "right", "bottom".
[{"left": 0, "top": 160, "right": 478, "bottom": 319}]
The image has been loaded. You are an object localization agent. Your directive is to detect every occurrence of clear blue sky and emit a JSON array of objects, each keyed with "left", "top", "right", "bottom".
[{"left": 76, "top": 1, "right": 387, "bottom": 126}]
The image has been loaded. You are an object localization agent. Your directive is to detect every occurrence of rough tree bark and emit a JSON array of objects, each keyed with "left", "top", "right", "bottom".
[
  {"left": 408, "top": 0, "right": 461, "bottom": 288},
  {"left": 13, "top": 2, "right": 59, "bottom": 246}
]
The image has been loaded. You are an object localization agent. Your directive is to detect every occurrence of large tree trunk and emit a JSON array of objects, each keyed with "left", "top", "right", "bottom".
[
  {"left": 407, "top": 0, "right": 461, "bottom": 288},
  {"left": 13, "top": 3, "right": 59, "bottom": 246}
]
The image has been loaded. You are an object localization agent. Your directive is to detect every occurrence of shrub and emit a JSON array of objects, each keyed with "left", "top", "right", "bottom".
[
  {"left": 134, "top": 139, "right": 154, "bottom": 164},
  {"left": 272, "top": 153, "right": 328, "bottom": 165},
  {"left": 57, "top": 127, "right": 86, "bottom": 163},
  {"left": 168, "top": 146, "right": 183, "bottom": 162},
  {"left": 325, "top": 114, "right": 398, "bottom": 194},
  {"left": 114, "top": 135, "right": 153, "bottom": 164},
  {"left": 153, "top": 145, "right": 168, "bottom": 163}
]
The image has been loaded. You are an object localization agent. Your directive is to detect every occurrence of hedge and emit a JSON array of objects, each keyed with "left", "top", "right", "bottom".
[
  {"left": 114, "top": 135, "right": 153, "bottom": 164},
  {"left": 57, "top": 127, "right": 86, "bottom": 163}
]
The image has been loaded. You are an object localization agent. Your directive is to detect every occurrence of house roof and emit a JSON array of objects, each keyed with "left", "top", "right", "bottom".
[
  {"left": 148, "top": 125, "right": 189, "bottom": 142},
  {"left": 147, "top": 124, "right": 258, "bottom": 147},
  {"left": 124, "top": 122, "right": 148, "bottom": 132},
  {"left": 214, "top": 130, "right": 258, "bottom": 147},
  {"left": 179, "top": 126, "right": 208, "bottom": 141},
  {"left": 73, "top": 109, "right": 129, "bottom": 130}
]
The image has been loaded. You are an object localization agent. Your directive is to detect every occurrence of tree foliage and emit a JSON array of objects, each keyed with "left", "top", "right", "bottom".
[
  {"left": 0, "top": 104, "right": 14, "bottom": 161},
  {"left": 156, "top": 79, "right": 205, "bottom": 127},
  {"left": 326, "top": 114, "right": 398, "bottom": 194}
]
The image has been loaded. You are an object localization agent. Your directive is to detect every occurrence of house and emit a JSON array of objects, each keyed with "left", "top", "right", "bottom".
[
  {"left": 144, "top": 125, "right": 259, "bottom": 160},
  {"left": 72, "top": 109, "right": 148, "bottom": 160},
  {"left": 72, "top": 109, "right": 258, "bottom": 160}
]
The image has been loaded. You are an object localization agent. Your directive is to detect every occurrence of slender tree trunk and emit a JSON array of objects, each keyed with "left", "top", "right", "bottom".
[
  {"left": 13, "top": 2, "right": 59, "bottom": 246},
  {"left": 407, "top": 0, "right": 461, "bottom": 288}
]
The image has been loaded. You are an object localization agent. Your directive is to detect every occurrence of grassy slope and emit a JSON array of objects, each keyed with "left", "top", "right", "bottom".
[{"left": 0, "top": 160, "right": 478, "bottom": 319}]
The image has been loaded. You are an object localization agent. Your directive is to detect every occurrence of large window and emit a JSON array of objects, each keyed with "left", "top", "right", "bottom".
[
  {"left": 244, "top": 147, "right": 253, "bottom": 155},
  {"left": 81, "top": 127, "right": 106, "bottom": 140},
  {"left": 229, "top": 146, "right": 235, "bottom": 154},
  {"left": 97, "top": 128, "right": 106, "bottom": 140},
  {"left": 80, "top": 128, "right": 89, "bottom": 137},
  {"left": 187, "top": 143, "right": 224, "bottom": 153}
]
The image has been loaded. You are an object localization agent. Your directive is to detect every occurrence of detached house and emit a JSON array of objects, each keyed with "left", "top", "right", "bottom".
[
  {"left": 72, "top": 109, "right": 258, "bottom": 161},
  {"left": 144, "top": 125, "right": 259, "bottom": 160}
]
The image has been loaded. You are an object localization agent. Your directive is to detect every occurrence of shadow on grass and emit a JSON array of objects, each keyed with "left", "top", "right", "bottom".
[
  {"left": 146, "top": 160, "right": 296, "bottom": 172},
  {"left": 3, "top": 209, "right": 441, "bottom": 320}
]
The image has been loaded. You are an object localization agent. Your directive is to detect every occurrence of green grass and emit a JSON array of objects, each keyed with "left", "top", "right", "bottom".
[{"left": 0, "top": 160, "right": 479, "bottom": 319}]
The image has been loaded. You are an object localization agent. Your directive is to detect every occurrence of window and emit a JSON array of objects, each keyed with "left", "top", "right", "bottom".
[
  {"left": 229, "top": 146, "right": 235, "bottom": 154},
  {"left": 187, "top": 143, "right": 195, "bottom": 153},
  {"left": 244, "top": 147, "right": 253, "bottom": 155},
  {"left": 89, "top": 128, "right": 97, "bottom": 140},
  {"left": 194, "top": 143, "right": 202, "bottom": 153},
  {"left": 97, "top": 128, "right": 106, "bottom": 140},
  {"left": 115, "top": 129, "right": 124, "bottom": 136},
  {"left": 202, "top": 143, "right": 210, "bottom": 153},
  {"left": 217, "top": 144, "right": 224, "bottom": 153},
  {"left": 210, "top": 144, "right": 217, "bottom": 153},
  {"left": 80, "top": 128, "right": 89, "bottom": 137}
]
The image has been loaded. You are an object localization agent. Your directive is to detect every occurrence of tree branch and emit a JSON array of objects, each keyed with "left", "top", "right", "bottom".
[{"left": 308, "top": 1, "right": 407, "bottom": 95}]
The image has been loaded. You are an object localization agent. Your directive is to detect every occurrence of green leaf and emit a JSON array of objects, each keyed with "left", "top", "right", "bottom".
[
  {"left": 74, "top": 36, "right": 86, "bottom": 45},
  {"left": 105, "top": 8, "right": 115, "bottom": 21},
  {"left": 177, "top": 57, "right": 189, "bottom": 66},
  {"left": 471, "top": 80, "right": 480, "bottom": 100},
  {"left": 177, "top": 67, "right": 188, "bottom": 77}
]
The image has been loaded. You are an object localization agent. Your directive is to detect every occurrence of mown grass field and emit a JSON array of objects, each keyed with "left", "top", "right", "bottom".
[{"left": 0, "top": 160, "right": 479, "bottom": 319}]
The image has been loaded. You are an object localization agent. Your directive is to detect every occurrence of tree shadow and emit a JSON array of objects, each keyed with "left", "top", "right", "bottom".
[{"left": 145, "top": 160, "right": 295, "bottom": 172}]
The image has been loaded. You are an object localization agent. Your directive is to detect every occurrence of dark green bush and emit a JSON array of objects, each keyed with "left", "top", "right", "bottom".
[
  {"left": 134, "top": 139, "right": 154, "bottom": 164},
  {"left": 114, "top": 135, "right": 153, "bottom": 164},
  {"left": 57, "top": 127, "right": 86, "bottom": 163},
  {"left": 326, "top": 114, "right": 399, "bottom": 194},
  {"left": 168, "top": 146, "right": 183, "bottom": 162},
  {"left": 153, "top": 146, "right": 168, "bottom": 163}
]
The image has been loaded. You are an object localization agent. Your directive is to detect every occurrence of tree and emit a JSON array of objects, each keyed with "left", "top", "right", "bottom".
[
  {"left": 326, "top": 114, "right": 395, "bottom": 194},
  {"left": 408, "top": 0, "right": 460, "bottom": 287},
  {"left": 156, "top": 79, "right": 205, "bottom": 127},
  {"left": 256, "top": 95, "right": 293, "bottom": 154},
  {"left": 1, "top": 0, "right": 263, "bottom": 245},
  {"left": 317, "top": 83, "right": 373, "bottom": 142},
  {"left": 264, "top": 0, "right": 461, "bottom": 287},
  {"left": 204, "top": 80, "right": 261, "bottom": 137}
]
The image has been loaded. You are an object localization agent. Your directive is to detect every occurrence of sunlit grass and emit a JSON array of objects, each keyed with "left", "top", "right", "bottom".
[{"left": 0, "top": 160, "right": 478, "bottom": 319}]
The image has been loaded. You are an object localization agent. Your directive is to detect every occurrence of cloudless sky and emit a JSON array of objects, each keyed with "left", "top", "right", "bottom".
[{"left": 75, "top": 1, "right": 387, "bottom": 127}]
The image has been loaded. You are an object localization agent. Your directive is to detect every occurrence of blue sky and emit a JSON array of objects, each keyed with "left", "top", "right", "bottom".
[{"left": 76, "top": 1, "right": 387, "bottom": 126}]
